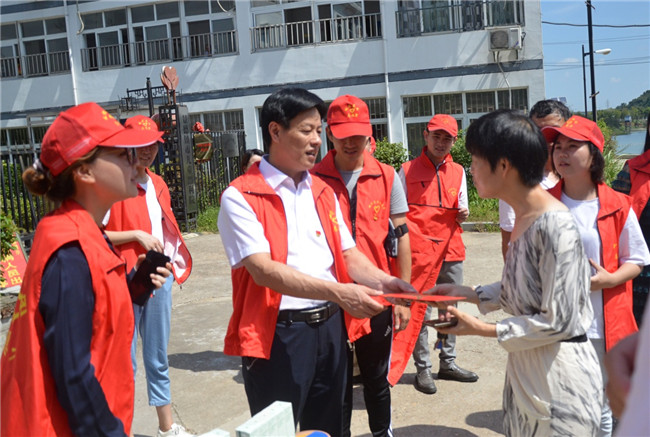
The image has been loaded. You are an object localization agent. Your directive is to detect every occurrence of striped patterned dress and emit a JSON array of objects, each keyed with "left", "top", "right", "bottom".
[{"left": 477, "top": 211, "right": 603, "bottom": 436}]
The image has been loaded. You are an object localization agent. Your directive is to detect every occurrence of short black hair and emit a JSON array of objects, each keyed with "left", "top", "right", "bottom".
[
  {"left": 260, "top": 87, "right": 327, "bottom": 149},
  {"left": 241, "top": 148, "right": 264, "bottom": 172},
  {"left": 465, "top": 110, "right": 547, "bottom": 187},
  {"left": 529, "top": 99, "right": 571, "bottom": 122},
  {"left": 644, "top": 112, "right": 650, "bottom": 153}
]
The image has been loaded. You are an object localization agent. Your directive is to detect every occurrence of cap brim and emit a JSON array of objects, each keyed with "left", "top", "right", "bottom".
[
  {"left": 428, "top": 126, "right": 457, "bottom": 137},
  {"left": 541, "top": 126, "right": 591, "bottom": 144},
  {"left": 100, "top": 129, "right": 164, "bottom": 148},
  {"left": 329, "top": 123, "right": 372, "bottom": 139}
]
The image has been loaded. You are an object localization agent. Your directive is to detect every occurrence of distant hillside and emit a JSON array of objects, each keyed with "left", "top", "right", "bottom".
[{"left": 618, "top": 90, "right": 650, "bottom": 109}]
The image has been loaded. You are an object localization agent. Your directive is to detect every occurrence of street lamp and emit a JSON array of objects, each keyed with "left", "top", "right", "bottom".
[{"left": 582, "top": 45, "right": 611, "bottom": 120}]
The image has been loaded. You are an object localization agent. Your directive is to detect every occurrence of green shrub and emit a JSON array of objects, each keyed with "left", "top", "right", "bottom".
[
  {"left": 598, "top": 120, "right": 624, "bottom": 185},
  {"left": 1, "top": 211, "right": 19, "bottom": 281},
  {"left": 374, "top": 137, "right": 409, "bottom": 172},
  {"left": 196, "top": 205, "right": 219, "bottom": 233}
]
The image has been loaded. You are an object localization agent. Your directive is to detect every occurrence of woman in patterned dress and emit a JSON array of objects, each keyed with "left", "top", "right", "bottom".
[{"left": 429, "top": 110, "right": 603, "bottom": 436}]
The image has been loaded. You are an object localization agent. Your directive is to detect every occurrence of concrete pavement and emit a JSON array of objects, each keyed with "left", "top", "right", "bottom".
[{"left": 131, "top": 231, "right": 509, "bottom": 437}]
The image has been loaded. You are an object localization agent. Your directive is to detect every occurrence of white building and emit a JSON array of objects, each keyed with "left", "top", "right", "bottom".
[{"left": 1, "top": 0, "right": 545, "bottom": 157}]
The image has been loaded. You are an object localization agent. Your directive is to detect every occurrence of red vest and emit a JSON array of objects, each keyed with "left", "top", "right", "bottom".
[
  {"left": 223, "top": 167, "right": 369, "bottom": 359},
  {"left": 105, "top": 168, "right": 192, "bottom": 284},
  {"left": 313, "top": 150, "right": 393, "bottom": 274},
  {"left": 313, "top": 151, "right": 414, "bottom": 385},
  {"left": 388, "top": 151, "right": 464, "bottom": 384},
  {"left": 627, "top": 150, "right": 650, "bottom": 220},
  {"left": 549, "top": 181, "right": 638, "bottom": 350},
  {"left": 1, "top": 200, "right": 134, "bottom": 436}
]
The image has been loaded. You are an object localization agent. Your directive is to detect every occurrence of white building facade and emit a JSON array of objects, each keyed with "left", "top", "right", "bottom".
[{"left": 1, "top": 0, "right": 545, "bottom": 156}]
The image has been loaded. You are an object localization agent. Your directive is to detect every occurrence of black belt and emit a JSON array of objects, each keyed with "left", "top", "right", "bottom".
[
  {"left": 561, "top": 334, "right": 588, "bottom": 343},
  {"left": 277, "top": 302, "right": 339, "bottom": 325}
]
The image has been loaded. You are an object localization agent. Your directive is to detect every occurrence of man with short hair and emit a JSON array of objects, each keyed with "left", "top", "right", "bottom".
[
  {"left": 399, "top": 114, "right": 478, "bottom": 395},
  {"left": 217, "top": 87, "right": 414, "bottom": 435},
  {"left": 498, "top": 99, "right": 570, "bottom": 258},
  {"left": 313, "top": 94, "right": 411, "bottom": 436}
]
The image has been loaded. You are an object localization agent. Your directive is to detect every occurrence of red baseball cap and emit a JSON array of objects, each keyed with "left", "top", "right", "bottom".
[
  {"left": 427, "top": 114, "right": 458, "bottom": 137},
  {"left": 41, "top": 102, "right": 164, "bottom": 176},
  {"left": 124, "top": 115, "right": 164, "bottom": 143},
  {"left": 327, "top": 95, "right": 372, "bottom": 139},
  {"left": 542, "top": 115, "right": 604, "bottom": 152}
]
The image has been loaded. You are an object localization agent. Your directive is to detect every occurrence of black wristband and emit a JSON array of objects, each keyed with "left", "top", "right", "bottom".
[{"left": 394, "top": 223, "right": 409, "bottom": 238}]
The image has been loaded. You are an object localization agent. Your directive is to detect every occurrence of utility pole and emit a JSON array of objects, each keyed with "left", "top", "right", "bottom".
[{"left": 587, "top": 0, "right": 598, "bottom": 122}]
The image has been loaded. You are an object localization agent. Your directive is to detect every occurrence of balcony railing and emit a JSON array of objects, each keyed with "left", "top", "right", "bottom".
[
  {"left": 1, "top": 50, "right": 70, "bottom": 78},
  {"left": 396, "top": 0, "right": 524, "bottom": 38},
  {"left": 80, "top": 30, "right": 238, "bottom": 72},
  {"left": 251, "top": 13, "right": 381, "bottom": 52}
]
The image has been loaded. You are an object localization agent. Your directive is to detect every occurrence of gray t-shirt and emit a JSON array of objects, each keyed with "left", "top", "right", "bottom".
[{"left": 338, "top": 168, "right": 408, "bottom": 215}]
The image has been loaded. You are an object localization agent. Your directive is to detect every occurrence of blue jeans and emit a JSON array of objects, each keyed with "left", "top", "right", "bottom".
[
  {"left": 413, "top": 261, "right": 463, "bottom": 372},
  {"left": 132, "top": 274, "right": 173, "bottom": 407}
]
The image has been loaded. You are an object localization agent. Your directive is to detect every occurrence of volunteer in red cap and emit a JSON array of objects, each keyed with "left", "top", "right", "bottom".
[
  {"left": 313, "top": 94, "right": 411, "bottom": 437},
  {"left": 104, "top": 115, "right": 193, "bottom": 437},
  {"left": 1, "top": 102, "right": 170, "bottom": 437},
  {"left": 544, "top": 115, "right": 650, "bottom": 436},
  {"left": 398, "top": 113, "right": 478, "bottom": 396},
  {"left": 217, "top": 88, "right": 414, "bottom": 436}
]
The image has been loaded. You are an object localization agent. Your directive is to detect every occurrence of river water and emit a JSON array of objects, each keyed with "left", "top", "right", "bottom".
[{"left": 616, "top": 130, "right": 647, "bottom": 155}]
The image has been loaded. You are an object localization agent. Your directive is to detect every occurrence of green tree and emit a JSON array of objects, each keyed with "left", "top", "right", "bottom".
[{"left": 374, "top": 137, "right": 409, "bottom": 172}]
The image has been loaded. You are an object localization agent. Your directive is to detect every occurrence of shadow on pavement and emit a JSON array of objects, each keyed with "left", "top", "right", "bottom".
[
  {"left": 466, "top": 409, "right": 504, "bottom": 435},
  {"left": 169, "top": 350, "right": 240, "bottom": 372},
  {"left": 359, "top": 424, "right": 481, "bottom": 436}
]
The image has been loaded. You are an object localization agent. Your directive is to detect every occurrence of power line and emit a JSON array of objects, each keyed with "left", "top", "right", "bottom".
[
  {"left": 542, "top": 21, "right": 650, "bottom": 28},
  {"left": 545, "top": 35, "right": 649, "bottom": 46}
]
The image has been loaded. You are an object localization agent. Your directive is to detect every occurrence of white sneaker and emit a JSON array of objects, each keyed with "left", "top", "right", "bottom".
[{"left": 157, "top": 423, "right": 195, "bottom": 437}]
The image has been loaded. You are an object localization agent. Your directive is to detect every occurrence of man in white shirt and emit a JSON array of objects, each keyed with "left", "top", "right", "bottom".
[
  {"left": 217, "top": 87, "right": 414, "bottom": 436},
  {"left": 499, "top": 99, "right": 570, "bottom": 258}
]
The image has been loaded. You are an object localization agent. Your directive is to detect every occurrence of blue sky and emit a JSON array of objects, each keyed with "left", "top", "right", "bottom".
[{"left": 541, "top": 0, "right": 650, "bottom": 111}]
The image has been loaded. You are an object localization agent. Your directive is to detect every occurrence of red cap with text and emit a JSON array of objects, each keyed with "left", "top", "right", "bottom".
[
  {"left": 542, "top": 115, "right": 605, "bottom": 152},
  {"left": 125, "top": 115, "right": 164, "bottom": 143},
  {"left": 327, "top": 95, "right": 372, "bottom": 139},
  {"left": 427, "top": 114, "right": 458, "bottom": 137},
  {"left": 41, "top": 102, "right": 163, "bottom": 176}
]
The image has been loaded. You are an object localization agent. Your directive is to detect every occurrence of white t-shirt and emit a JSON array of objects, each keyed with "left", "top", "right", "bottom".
[
  {"left": 218, "top": 157, "right": 355, "bottom": 311},
  {"left": 561, "top": 193, "right": 650, "bottom": 339},
  {"left": 499, "top": 174, "right": 558, "bottom": 232}
]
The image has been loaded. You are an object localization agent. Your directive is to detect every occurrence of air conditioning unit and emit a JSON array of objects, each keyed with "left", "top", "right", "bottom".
[{"left": 489, "top": 27, "right": 522, "bottom": 51}]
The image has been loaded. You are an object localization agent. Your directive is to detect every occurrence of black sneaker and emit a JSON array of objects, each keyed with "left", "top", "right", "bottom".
[
  {"left": 414, "top": 369, "right": 437, "bottom": 394},
  {"left": 437, "top": 363, "right": 478, "bottom": 383}
]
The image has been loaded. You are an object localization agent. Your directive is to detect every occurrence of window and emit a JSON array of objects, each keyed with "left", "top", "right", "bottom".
[
  {"left": 184, "top": 1, "right": 210, "bottom": 16},
  {"left": 486, "top": 0, "right": 525, "bottom": 27},
  {"left": 21, "top": 21, "right": 44, "bottom": 38},
  {"left": 19, "top": 18, "right": 68, "bottom": 76},
  {"left": 131, "top": 5, "right": 155, "bottom": 23},
  {"left": 433, "top": 93, "right": 463, "bottom": 114},
  {"left": 403, "top": 96, "right": 432, "bottom": 118},
  {"left": 406, "top": 122, "right": 427, "bottom": 157},
  {"left": 364, "top": 97, "right": 388, "bottom": 141},
  {"left": 198, "top": 110, "right": 244, "bottom": 133},
  {"left": 466, "top": 91, "right": 495, "bottom": 113},
  {"left": 45, "top": 18, "right": 66, "bottom": 35},
  {"left": 497, "top": 89, "right": 528, "bottom": 112}
]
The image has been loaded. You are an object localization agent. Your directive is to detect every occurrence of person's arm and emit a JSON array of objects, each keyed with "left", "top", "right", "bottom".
[
  {"left": 104, "top": 229, "right": 163, "bottom": 253},
  {"left": 604, "top": 332, "right": 639, "bottom": 417},
  {"left": 611, "top": 162, "right": 631, "bottom": 195},
  {"left": 590, "top": 208, "right": 649, "bottom": 290},
  {"left": 39, "top": 242, "right": 126, "bottom": 437},
  {"left": 392, "top": 214, "right": 411, "bottom": 283},
  {"left": 241, "top": 251, "right": 385, "bottom": 319},
  {"left": 456, "top": 170, "right": 469, "bottom": 224},
  {"left": 500, "top": 229, "right": 511, "bottom": 260}
]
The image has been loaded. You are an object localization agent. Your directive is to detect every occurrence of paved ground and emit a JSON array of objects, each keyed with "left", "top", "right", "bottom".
[
  {"left": 0, "top": 231, "right": 508, "bottom": 436},
  {"left": 131, "top": 231, "right": 508, "bottom": 437}
]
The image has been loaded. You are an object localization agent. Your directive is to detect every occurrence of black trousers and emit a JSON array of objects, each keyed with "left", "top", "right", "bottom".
[
  {"left": 242, "top": 310, "right": 347, "bottom": 437},
  {"left": 342, "top": 308, "right": 393, "bottom": 437}
]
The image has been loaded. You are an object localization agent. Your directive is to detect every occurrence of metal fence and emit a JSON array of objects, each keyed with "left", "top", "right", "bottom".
[
  {"left": 251, "top": 13, "right": 381, "bottom": 52},
  {"left": 80, "top": 30, "right": 238, "bottom": 72}
]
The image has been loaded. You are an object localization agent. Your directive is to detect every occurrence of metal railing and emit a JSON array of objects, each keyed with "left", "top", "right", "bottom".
[
  {"left": 396, "top": 0, "right": 524, "bottom": 37},
  {"left": 80, "top": 30, "right": 238, "bottom": 72},
  {"left": 1, "top": 50, "right": 70, "bottom": 78},
  {"left": 251, "top": 13, "right": 381, "bottom": 52}
]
